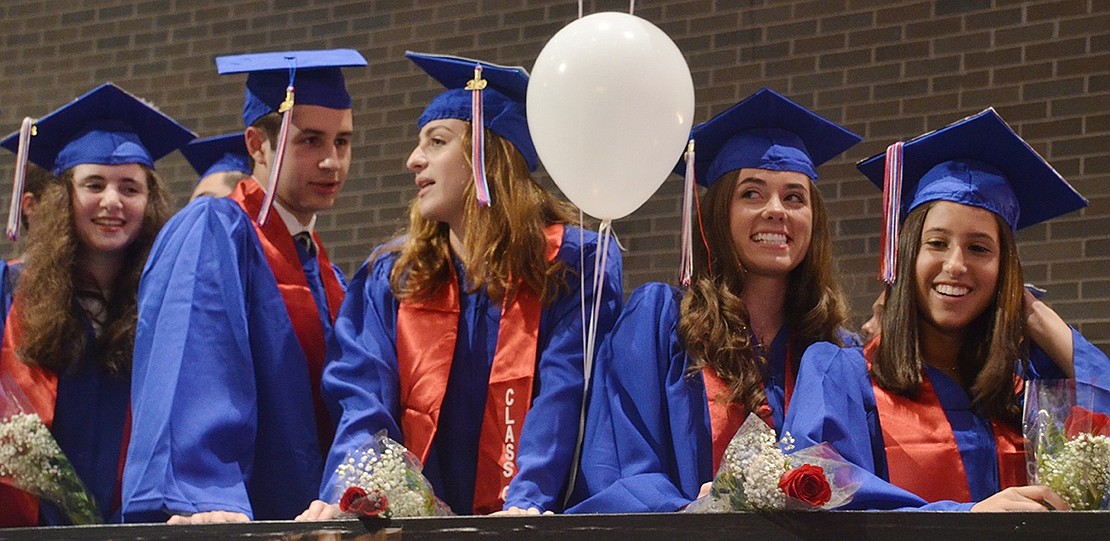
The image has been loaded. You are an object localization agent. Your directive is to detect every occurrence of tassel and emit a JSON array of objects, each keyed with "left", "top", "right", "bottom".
[
  {"left": 679, "top": 139, "right": 695, "bottom": 287},
  {"left": 257, "top": 61, "right": 297, "bottom": 226},
  {"left": 6, "top": 117, "right": 35, "bottom": 242},
  {"left": 879, "top": 141, "right": 904, "bottom": 284},
  {"left": 466, "top": 64, "right": 492, "bottom": 207}
]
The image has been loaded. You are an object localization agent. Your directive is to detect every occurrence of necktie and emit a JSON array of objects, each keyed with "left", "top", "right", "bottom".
[{"left": 293, "top": 231, "right": 316, "bottom": 257}]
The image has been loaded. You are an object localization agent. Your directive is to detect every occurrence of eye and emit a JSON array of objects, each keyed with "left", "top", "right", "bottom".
[
  {"left": 969, "top": 243, "right": 993, "bottom": 254},
  {"left": 923, "top": 238, "right": 947, "bottom": 250},
  {"left": 784, "top": 191, "right": 807, "bottom": 204},
  {"left": 335, "top": 137, "right": 350, "bottom": 148},
  {"left": 738, "top": 188, "right": 761, "bottom": 200},
  {"left": 430, "top": 136, "right": 447, "bottom": 147}
]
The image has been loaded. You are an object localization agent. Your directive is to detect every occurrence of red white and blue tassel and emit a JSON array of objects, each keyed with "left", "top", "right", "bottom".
[
  {"left": 7, "top": 117, "right": 35, "bottom": 241},
  {"left": 679, "top": 139, "right": 696, "bottom": 287},
  {"left": 879, "top": 141, "right": 904, "bottom": 284},
  {"left": 257, "top": 60, "right": 296, "bottom": 226},
  {"left": 466, "top": 64, "right": 492, "bottom": 207}
]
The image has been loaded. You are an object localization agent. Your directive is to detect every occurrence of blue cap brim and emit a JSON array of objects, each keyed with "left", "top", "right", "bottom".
[
  {"left": 216, "top": 49, "right": 367, "bottom": 126},
  {"left": 675, "top": 88, "right": 861, "bottom": 187},
  {"left": 857, "top": 108, "right": 1087, "bottom": 230},
  {"left": 0, "top": 83, "right": 196, "bottom": 174},
  {"left": 406, "top": 51, "right": 538, "bottom": 171},
  {"left": 181, "top": 132, "right": 251, "bottom": 179}
]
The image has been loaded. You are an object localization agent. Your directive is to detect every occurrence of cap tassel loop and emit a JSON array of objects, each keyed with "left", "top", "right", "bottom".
[
  {"left": 257, "top": 61, "right": 297, "bottom": 226},
  {"left": 466, "top": 64, "right": 492, "bottom": 207},
  {"left": 879, "top": 141, "right": 904, "bottom": 284},
  {"left": 679, "top": 139, "right": 696, "bottom": 287},
  {"left": 7, "top": 117, "right": 35, "bottom": 242}
]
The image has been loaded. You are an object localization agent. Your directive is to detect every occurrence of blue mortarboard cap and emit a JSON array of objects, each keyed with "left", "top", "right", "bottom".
[
  {"left": 857, "top": 108, "right": 1087, "bottom": 231},
  {"left": 181, "top": 132, "right": 251, "bottom": 179},
  {"left": 406, "top": 51, "right": 538, "bottom": 172},
  {"left": 0, "top": 83, "right": 196, "bottom": 175},
  {"left": 216, "top": 49, "right": 368, "bottom": 127},
  {"left": 675, "top": 88, "right": 862, "bottom": 187}
]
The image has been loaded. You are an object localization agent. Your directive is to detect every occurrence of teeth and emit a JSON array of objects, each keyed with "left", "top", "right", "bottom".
[
  {"left": 753, "top": 233, "right": 787, "bottom": 244},
  {"left": 935, "top": 284, "right": 969, "bottom": 297}
]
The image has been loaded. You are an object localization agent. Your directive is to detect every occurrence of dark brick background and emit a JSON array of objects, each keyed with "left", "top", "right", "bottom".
[{"left": 2, "top": 0, "right": 1108, "bottom": 350}]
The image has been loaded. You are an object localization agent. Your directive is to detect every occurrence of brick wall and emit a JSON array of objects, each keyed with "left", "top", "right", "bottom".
[{"left": 2, "top": 0, "right": 1108, "bottom": 350}]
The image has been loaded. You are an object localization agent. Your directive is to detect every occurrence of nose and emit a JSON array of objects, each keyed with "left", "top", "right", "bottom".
[
  {"left": 319, "top": 140, "right": 343, "bottom": 171},
  {"left": 762, "top": 194, "right": 786, "bottom": 220},
  {"left": 406, "top": 145, "right": 426, "bottom": 173},
  {"left": 942, "top": 247, "right": 967, "bottom": 276},
  {"left": 100, "top": 185, "right": 123, "bottom": 211}
]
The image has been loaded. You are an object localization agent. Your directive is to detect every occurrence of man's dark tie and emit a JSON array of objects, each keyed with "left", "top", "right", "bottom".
[{"left": 293, "top": 231, "right": 316, "bottom": 257}]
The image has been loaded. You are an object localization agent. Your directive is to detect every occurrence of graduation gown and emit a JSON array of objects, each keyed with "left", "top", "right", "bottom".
[
  {"left": 567, "top": 283, "right": 839, "bottom": 513},
  {"left": 783, "top": 328, "right": 1110, "bottom": 510},
  {"left": 320, "top": 225, "right": 622, "bottom": 514},
  {"left": 0, "top": 313, "right": 127, "bottom": 526},
  {"left": 121, "top": 180, "right": 344, "bottom": 521}
]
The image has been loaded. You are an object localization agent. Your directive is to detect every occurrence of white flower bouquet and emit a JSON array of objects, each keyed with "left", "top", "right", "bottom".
[
  {"left": 333, "top": 429, "right": 453, "bottom": 518},
  {"left": 0, "top": 373, "right": 101, "bottom": 524},
  {"left": 1023, "top": 378, "right": 1110, "bottom": 510},
  {"left": 686, "top": 413, "right": 859, "bottom": 512}
]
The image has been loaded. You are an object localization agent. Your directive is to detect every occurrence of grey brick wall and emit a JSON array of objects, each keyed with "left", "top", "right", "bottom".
[{"left": 2, "top": 0, "right": 1108, "bottom": 350}]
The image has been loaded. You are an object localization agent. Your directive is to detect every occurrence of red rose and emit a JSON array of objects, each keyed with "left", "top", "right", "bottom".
[
  {"left": 1064, "top": 406, "right": 1110, "bottom": 438},
  {"left": 778, "top": 464, "right": 832, "bottom": 507},
  {"left": 339, "top": 486, "right": 391, "bottom": 518}
]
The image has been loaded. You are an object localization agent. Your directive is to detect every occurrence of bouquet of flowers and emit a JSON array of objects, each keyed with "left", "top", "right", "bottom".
[
  {"left": 333, "top": 429, "right": 453, "bottom": 518},
  {"left": 686, "top": 413, "right": 859, "bottom": 512},
  {"left": 1023, "top": 378, "right": 1110, "bottom": 510},
  {"left": 0, "top": 373, "right": 101, "bottom": 524}
]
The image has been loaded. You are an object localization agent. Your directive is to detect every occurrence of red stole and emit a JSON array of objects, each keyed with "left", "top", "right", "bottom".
[
  {"left": 704, "top": 343, "right": 794, "bottom": 475},
  {"left": 865, "top": 339, "right": 1026, "bottom": 502},
  {"left": 395, "top": 224, "right": 564, "bottom": 515},
  {"left": 230, "top": 180, "right": 345, "bottom": 453},
  {"left": 0, "top": 304, "right": 132, "bottom": 526}
]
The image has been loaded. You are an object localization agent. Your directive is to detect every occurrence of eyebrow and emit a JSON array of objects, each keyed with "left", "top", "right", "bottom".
[
  {"left": 737, "top": 176, "right": 809, "bottom": 191},
  {"left": 923, "top": 227, "right": 998, "bottom": 243}
]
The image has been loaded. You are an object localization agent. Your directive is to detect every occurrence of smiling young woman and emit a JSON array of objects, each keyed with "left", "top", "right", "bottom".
[
  {"left": 783, "top": 108, "right": 1108, "bottom": 512},
  {"left": 567, "top": 88, "right": 862, "bottom": 514},
  {"left": 0, "top": 83, "right": 192, "bottom": 527}
]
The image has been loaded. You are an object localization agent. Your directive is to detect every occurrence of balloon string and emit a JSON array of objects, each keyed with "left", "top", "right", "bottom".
[
  {"left": 629, "top": 0, "right": 635, "bottom": 14},
  {"left": 565, "top": 218, "right": 612, "bottom": 510},
  {"left": 578, "top": 0, "right": 582, "bottom": 18}
]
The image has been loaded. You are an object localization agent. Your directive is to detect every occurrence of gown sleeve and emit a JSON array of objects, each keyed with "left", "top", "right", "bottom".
[
  {"left": 567, "top": 283, "right": 702, "bottom": 513},
  {"left": 503, "top": 227, "right": 624, "bottom": 512},
  {"left": 122, "top": 199, "right": 263, "bottom": 520},
  {"left": 317, "top": 255, "right": 405, "bottom": 502}
]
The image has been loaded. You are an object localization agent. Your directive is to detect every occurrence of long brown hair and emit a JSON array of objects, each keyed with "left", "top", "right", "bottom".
[
  {"left": 678, "top": 173, "right": 850, "bottom": 413},
  {"left": 871, "top": 201, "right": 1025, "bottom": 421},
  {"left": 385, "top": 127, "right": 578, "bottom": 305},
  {"left": 15, "top": 165, "right": 170, "bottom": 375}
]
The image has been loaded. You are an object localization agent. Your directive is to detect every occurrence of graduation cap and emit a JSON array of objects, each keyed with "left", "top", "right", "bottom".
[
  {"left": 215, "top": 49, "right": 367, "bottom": 225},
  {"left": 673, "top": 88, "right": 861, "bottom": 285},
  {"left": 857, "top": 108, "right": 1088, "bottom": 283},
  {"left": 675, "top": 87, "right": 862, "bottom": 187},
  {"left": 406, "top": 51, "right": 535, "bottom": 207},
  {"left": 181, "top": 132, "right": 251, "bottom": 180},
  {"left": 0, "top": 82, "right": 196, "bottom": 241}
]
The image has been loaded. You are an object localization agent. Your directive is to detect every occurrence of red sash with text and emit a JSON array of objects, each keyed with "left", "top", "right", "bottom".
[
  {"left": 231, "top": 179, "right": 345, "bottom": 452},
  {"left": 865, "top": 339, "right": 1026, "bottom": 502},
  {"left": 704, "top": 343, "right": 794, "bottom": 474},
  {"left": 396, "top": 224, "right": 563, "bottom": 515}
]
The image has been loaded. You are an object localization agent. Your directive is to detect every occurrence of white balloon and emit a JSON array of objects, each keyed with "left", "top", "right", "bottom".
[{"left": 528, "top": 12, "right": 695, "bottom": 221}]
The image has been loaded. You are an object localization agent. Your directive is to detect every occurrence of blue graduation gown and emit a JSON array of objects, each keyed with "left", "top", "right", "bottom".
[
  {"left": 320, "top": 225, "right": 622, "bottom": 514},
  {"left": 121, "top": 195, "right": 345, "bottom": 521},
  {"left": 566, "top": 283, "right": 804, "bottom": 513},
  {"left": 783, "top": 328, "right": 1110, "bottom": 511},
  {"left": 45, "top": 332, "right": 129, "bottom": 525}
]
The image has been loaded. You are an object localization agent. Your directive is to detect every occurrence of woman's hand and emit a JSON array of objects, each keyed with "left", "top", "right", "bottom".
[
  {"left": 1023, "top": 288, "right": 1074, "bottom": 377},
  {"left": 294, "top": 499, "right": 342, "bottom": 521},
  {"left": 970, "top": 485, "right": 1070, "bottom": 512},
  {"left": 166, "top": 510, "right": 250, "bottom": 524}
]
